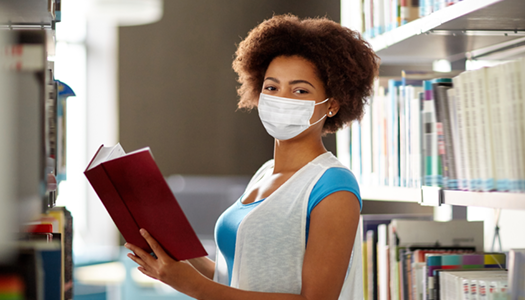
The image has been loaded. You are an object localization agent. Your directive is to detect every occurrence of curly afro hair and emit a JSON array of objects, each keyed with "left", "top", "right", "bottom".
[{"left": 233, "top": 14, "right": 380, "bottom": 133}]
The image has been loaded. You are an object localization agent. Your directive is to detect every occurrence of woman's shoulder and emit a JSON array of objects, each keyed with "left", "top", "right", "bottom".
[
  {"left": 319, "top": 167, "right": 359, "bottom": 189},
  {"left": 308, "top": 166, "right": 362, "bottom": 212}
]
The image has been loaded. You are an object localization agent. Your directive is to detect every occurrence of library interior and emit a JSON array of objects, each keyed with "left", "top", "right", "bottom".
[{"left": 0, "top": 0, "right": 524, "bottom": 299}]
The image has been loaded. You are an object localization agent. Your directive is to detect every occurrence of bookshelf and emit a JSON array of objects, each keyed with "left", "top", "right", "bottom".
[
  {"left": 0, "top": 1, "right": 74, "bottom": 300},
  {"left": 369, "top": 0, "right": 525, "bottom": 66},
  {"left": 361, "top": 187, "right": 421, "bottom": 203},
  {"left": 0, "top": 0, "right": 58, "bottom": 28},
  {"left": 347, "top": 0, "right": 525, "bottom": 211}
]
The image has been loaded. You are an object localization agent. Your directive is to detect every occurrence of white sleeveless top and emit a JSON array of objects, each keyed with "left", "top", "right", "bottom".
[{"left": 213, "top": 152, "right": 363, "bottom": 299}]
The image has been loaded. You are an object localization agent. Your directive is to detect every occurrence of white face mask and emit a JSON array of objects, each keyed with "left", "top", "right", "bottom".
[{"left": 258, "top": 93, "right": 329, "bottom": 140}]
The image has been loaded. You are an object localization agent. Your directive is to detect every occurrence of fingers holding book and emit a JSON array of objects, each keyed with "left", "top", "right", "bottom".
[{"left": 125, "top": 229, "right": 206, "bottom": 296}]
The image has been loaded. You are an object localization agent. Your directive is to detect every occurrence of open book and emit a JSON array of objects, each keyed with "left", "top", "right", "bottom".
[{"left": 84, "top": 144, "right": 207, "bottom": 260}]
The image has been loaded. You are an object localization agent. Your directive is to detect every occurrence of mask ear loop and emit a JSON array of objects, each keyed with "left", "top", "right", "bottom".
[
  {"left": 314, "top": 98, "right": 330, "bottom": 106},
  {"left": 310, "top": 98, "right": 330, "bottom": 125},
  {"left": 310, "top": 114, "right": 327, "bottom": 126}
]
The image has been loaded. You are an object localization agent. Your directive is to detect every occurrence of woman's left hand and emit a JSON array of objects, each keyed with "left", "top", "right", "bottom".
[{"left": 125, "top": 228, "right": 205, "bottom": 296}]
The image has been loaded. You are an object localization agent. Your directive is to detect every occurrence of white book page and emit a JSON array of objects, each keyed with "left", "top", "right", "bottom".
[{"left": 86, "top": 143, "right": 126, "bottom": 170}]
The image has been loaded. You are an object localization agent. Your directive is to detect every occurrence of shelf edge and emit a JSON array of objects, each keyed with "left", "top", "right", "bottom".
[
  {"left": 360, "top": 186, "right": 421, "bottom": 203},
  {"left": 442, "top": 190, "right": 525, "bottom": 210}
]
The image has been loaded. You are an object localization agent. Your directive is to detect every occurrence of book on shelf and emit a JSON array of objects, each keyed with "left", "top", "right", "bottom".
[
  {"left": 470, "top": 68, "right": 495, "bottom": 192},
  {"left": 47, "top": 206, "right": 73, "bottom": 300},
  {"left": 502, "top": 60, "right": 525, "bottom": 192},
  {"left": 428, "top": 253, "right": 506, "bottom": 300},
  {"left": 508, "top": 249, "right": 525, "bottom": 299},
  {"left": 362, "top": 0, "right": 464, "bottom": 39},
  {"left": 432, "top": 80, "right": 454, "bottom": 190},
  {"left": 400, "top": 0, "right": 419, "bottom": 25},
  {"left": 84, "top": 143, "right": 208, "bottom": 261},
  {"left": 0, "top": 241, "right": 62, "bottom": 300},
  {"left": 360, "top": 214, "right": 434, "bottom": 300},
  {"left": 358, "top": 56, "right": 525, "bottom": 194},
  {"left": 387, "top": 219, "right": 484, "bottom": 300},
  {"left": 439, "top": 269, "right": 508, "bottom": 300}
]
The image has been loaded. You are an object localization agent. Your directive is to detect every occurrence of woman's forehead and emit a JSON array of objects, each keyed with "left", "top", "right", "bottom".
[{"left": 265, "top": 56, "right": 320, "bottom": 83}]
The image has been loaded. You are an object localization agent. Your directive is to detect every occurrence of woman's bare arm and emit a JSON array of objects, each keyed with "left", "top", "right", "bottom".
[{"left": 187, "top": 256, "right": 215, "bottom": 279}]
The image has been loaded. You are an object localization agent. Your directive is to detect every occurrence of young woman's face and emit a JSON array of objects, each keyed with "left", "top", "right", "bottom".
[
  {"left": 262, "top": 55, "right": 327, "bottom": 102},
  {"left": 261, "top": 55, "right": 329, "bottom": 128}
]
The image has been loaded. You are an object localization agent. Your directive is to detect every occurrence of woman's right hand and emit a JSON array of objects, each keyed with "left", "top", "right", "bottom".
[{"left": 125, "top": 229, "right": 207, "bottom": 297}]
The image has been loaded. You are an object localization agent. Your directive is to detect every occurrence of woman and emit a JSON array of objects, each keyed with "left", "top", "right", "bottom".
[{"left": 126, "top": 14, "right": 379, "bottom": 300}]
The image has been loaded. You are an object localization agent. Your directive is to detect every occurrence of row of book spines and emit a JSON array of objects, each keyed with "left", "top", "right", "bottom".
[
  {"left": 425, "top": 176, "right": 523, "bottom": 191},
  {"left": 426, "top": 254, "right": 506, "bottom": 268},
  {"left": 363, "top": 0, "right": 463, "bottom": 39}
]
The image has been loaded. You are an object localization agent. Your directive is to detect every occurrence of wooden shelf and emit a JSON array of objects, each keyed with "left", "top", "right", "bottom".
[
  {"left": 368, "top": 0, "right": 525, "bottom": 65},
  {"left": 0, "top": 0, "right": 56, "bottom": 28},
  {"left": 360, "top": 186, "right": 421, "bottom": 203}
]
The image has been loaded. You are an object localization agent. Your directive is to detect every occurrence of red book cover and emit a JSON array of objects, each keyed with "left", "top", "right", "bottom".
[{"left": 84, "top": 144, "right": 207, "bottom": 260}]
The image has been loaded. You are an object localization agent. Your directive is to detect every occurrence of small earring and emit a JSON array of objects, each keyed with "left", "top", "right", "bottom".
[{"left": 329, "top": 111, "right": 333, "bottom": 116}]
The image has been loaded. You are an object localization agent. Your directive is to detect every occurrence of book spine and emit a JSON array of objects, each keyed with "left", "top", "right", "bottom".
[
  {"left": 370, "top": 87, "right": 382, "bottom": 185},
  {"left": 384, "top": 0, "right": 392, "bottom": 32},
  {"left": 508, "top": 249, "right": 525, "bottom": 298},
  {"left": 362, "top": 100, "right": 373, "bottom": 186},
  {"left": 464, "top": 71, "right": 481, "bottom": 191},
  {"left": 378, "top": 224, "right": 389, "bottom": 300},
  {"left": 508, "top": 60, "right": 525, "bottom": 192},
  {"left": 374, "top": 0, "right": 385, "bottom": 36},
  {"left": 392, "top": 0, "right": 400, "bottom": 30},
  {"left": 389, "top": 80, "right": 401, "bottom": 186},
  {"left": 366, "top": 230, "right": 378, "bottom": 300},
  {"left": 400, "top": 86, "right": 407, "bottom": 187},
  {"left": 472, "top": 68, "right": 495, "bottom": 191},
  {"left": 451, "top": 78, "right": 463, "bottom": 189},
  {"left": 363, "top": 0, "right": 373, "bottom": 38},
  {"left": 431, "top": 80, "right": 452, "bottom": 188},
  {"left": 389, "top": 222, "right": 400, "bottom": 300},
  {"left": 426, "top": 255, "right": 442, "bottom": 300},
  {"left": 437, "top": 85, "right": 457, "bottom": 189},
  {"left": 418, "top": 92, "right": 425, "bottom": 188},
  {"left": 456, "top": 74, "right": 472, "bottom": 190},
  {"left": 487, "top": 65, "right": 508, "bottom": 191},
  {"left": 447, "top": 87, "right": 463, "bottom": 189},
  {"left": 422, "top": 81, "right": 437, "bottom": 186},
  {"left": 519, "top": 58, "right": 525, "bottom": 191},
  {"left": 351, "top": 120, "right": 362, "bottom": 183},
  {"left": 495, "top": 63, "right": 514, "bottom": 191}
]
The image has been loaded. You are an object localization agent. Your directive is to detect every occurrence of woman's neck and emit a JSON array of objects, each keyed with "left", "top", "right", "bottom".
[{"left": 272, "top": 135, "right": 327, "bottom": 174}]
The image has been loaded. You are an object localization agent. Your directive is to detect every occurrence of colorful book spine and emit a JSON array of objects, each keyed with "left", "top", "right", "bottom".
[
  {"left": 462, "top": 254, "right": 484, "bottom": 269},
  {"left": 484, "top": 253, "right": 506, "bottom": 269},
  {"left": 422, "top": 80, "right": 439, "bottom": 186},
  {"left": 431, "top": 79, "right": 452, "bottom": 188}
]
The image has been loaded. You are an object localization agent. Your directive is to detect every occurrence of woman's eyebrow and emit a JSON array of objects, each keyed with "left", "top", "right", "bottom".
[
  {"left": 264, "top": 77, "right": 316, "bottom": 89},
  {"left": 289, "top": 79, "right": 315, "bottom": 89},
  {"left": 264, "top": 77, "right": 280, "bottom": 83}
]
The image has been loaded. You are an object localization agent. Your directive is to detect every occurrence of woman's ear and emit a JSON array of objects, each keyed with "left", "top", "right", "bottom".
[{"left": 327, "top": 99, "right": 340, "bottom": 117}]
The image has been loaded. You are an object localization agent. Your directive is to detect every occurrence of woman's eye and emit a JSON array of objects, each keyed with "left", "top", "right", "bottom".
[
  {"left": 264, "top": 86, "right": 276, "bottom": 91},
  {"left": 294, "top": 89, "right": 309, "bottom": 94}
]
